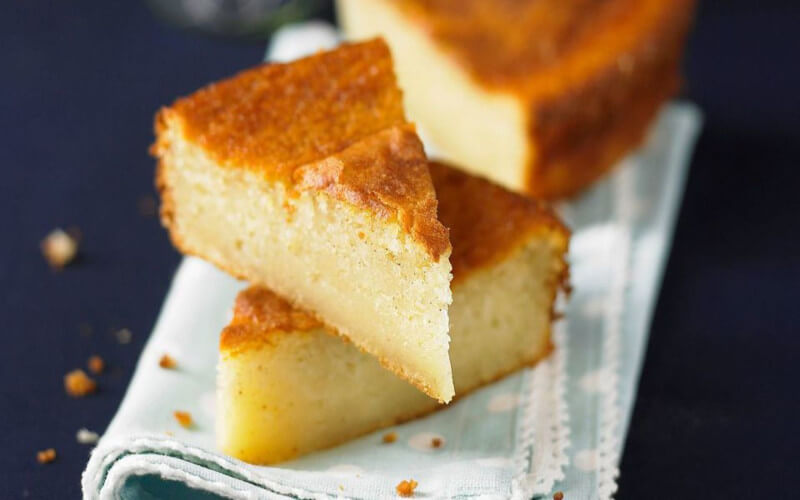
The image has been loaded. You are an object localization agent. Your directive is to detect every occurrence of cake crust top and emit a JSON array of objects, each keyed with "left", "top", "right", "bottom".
[
  {"left": 429, "top": 162, "right": 567, "bottom": 284},
  {"left": 390, "top": 0, "right": 694, "bottom": 97},
  {"left": 221, "top": 286, "right": 321, "bottom": 355},
  {"left": 153, "top": 39, "right": 450, "bottom": 261}
]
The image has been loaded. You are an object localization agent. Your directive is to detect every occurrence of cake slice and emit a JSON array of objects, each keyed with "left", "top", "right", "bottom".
[
  {"left": 152, "top": 40, "right": 455, "bottom": 402},
  {"left": 217, "top": 162, "right": 569, "bottom": 464},
  {"left": 337, "top": 0, "right": 695, "bottom": 198}
]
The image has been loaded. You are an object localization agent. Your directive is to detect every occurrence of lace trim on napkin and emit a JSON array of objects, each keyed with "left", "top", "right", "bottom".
[
  {"left": 596, "top": 164, "right": 636, "bottom": 500},
  {"left": 511, "top": 321, "right": 570, "bottom": 498}
]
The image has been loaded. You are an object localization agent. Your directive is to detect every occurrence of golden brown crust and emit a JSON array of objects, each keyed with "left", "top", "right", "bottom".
[
  {"left": 391, "top": 0, "right": 693, "bottom": 95},
  {"left": 528, "top": 59, "right": 680, "bottom": 198},
  {"left": 524, "top": 0, "right": 694, "bottom": 198},
  {"left": 429, "top": 161, "right": 568, "bottom": 284},
  {"left": 220, "top": 287, "right": 321, "bottom": 355},
  {"left": 162, "top": 39, "right": 404, "bottom": 171},
  {"left": 152, "top": 38, "right": 450, "bottom": 260},
  {"left": 385, "top": 0, "right": 695, "bottom": 199},
  {"left": 294, "top": 126, "right": 450, "bottom": 260},
  {"left": 396, "top": 0, "right": 642, "bottom": 85}
]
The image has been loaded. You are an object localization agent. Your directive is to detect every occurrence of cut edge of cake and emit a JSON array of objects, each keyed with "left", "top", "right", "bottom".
[
  {"left": 217, "top": 230, "right": 567, "bottom": 463},
  {"left": 152, "top": 40, "right": 456, "bottom": 402}
]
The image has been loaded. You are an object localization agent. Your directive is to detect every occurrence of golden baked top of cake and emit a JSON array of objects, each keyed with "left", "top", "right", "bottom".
[
  {"left": 390, "top": 0, "right": 694, "bottom": 96},
  {"left": 161, "top": 39, "right": 402, "bottom": 170},
  {"left": 429, "top": 161, "right": 567, "bottom": 284},
  {"left": 152, "top": 39, "right": 449, "bottom": 261},
  {"left": 221, "top": 286, "right": 321, "bottom": 355}
]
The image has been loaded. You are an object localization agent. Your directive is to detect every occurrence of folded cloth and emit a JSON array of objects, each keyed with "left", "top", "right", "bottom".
[{"left": 82, "top": 22, "right": 701, "bottom": 500}]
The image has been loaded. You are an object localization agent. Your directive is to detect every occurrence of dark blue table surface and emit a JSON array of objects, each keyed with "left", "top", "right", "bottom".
[{"left": 1, "top": 1, "right": 797, "bottom": 498}]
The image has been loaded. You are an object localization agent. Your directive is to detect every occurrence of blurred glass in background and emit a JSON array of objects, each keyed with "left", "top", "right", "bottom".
[{"left": 146, "top": 0, "right": 329, "bottom": 39}]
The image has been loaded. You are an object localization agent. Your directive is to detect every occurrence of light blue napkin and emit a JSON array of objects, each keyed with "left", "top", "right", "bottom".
[{"left": 82, "top": 23, "right": 701, "bottom": 500}]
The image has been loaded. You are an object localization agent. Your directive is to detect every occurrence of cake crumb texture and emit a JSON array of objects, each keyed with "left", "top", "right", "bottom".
[{"left": 87, "top": 355, "right": 104, "bottom": 374}]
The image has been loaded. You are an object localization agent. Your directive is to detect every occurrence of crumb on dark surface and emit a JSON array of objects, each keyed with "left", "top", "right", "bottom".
[
  {"left": 36, "top": 448, "right": 56, "bottom": 464},
  {"left": 396, "top": 479, "right": 418, "bottom": 497},
  {"left": 87, "top": 355, "right": 105, "bottom": 374},
  {"left": 64, "top": 369, "right": 96, "bottom": 397},
  {"left": 76, "top": 428, "right": 99, "bottom": 445},
  {"left": 113, "top": 328, "right": 132, "bottom": 344},
  {"left": 41, "top": 229, "right": 78, "bottom": 269}
]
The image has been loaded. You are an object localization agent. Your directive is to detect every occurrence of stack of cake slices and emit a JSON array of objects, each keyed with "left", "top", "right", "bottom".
[{"left": 152, "top": 39, "right": 569, "bottom": 465}]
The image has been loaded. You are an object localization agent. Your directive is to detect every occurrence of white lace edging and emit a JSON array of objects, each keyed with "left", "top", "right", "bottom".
[
  {"left": 511, "top": 319, "right": 571, "bottom": 499},
  {"left": 596, "top": 163, "right": 636, "bottom": 500}
]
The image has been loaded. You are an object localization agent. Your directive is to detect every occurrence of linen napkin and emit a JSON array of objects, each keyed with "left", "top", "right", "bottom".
[{"left": 82, "top": 22, "right": 701, "bottom": 500}]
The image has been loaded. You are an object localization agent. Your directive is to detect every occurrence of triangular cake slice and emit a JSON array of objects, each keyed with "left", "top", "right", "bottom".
[
  {"left": 217, "top": 161, "right": 569, "bottom": 464},
  {"left": 152, "top": 40, "right": 455, "bottom": 402}
]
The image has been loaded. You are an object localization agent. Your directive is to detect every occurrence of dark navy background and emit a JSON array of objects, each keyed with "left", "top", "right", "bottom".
[{"left": 1, "top": 1, "right": 797, "bottom": 498}]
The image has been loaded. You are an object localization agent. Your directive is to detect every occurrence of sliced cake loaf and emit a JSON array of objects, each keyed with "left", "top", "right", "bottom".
[{"left": 338, "top": 0, "right": 695, "bottom": 198}]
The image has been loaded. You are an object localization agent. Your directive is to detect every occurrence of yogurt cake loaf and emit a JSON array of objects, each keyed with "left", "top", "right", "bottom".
[
  {"left": 217, "top": 162, "right": 569, "bottom": 464},
  {"left": 152, "top": 40, "right": 456, "bottom": 402},
  {"left": 338, "top": 0, "right": 696, "bottom": 198}
]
